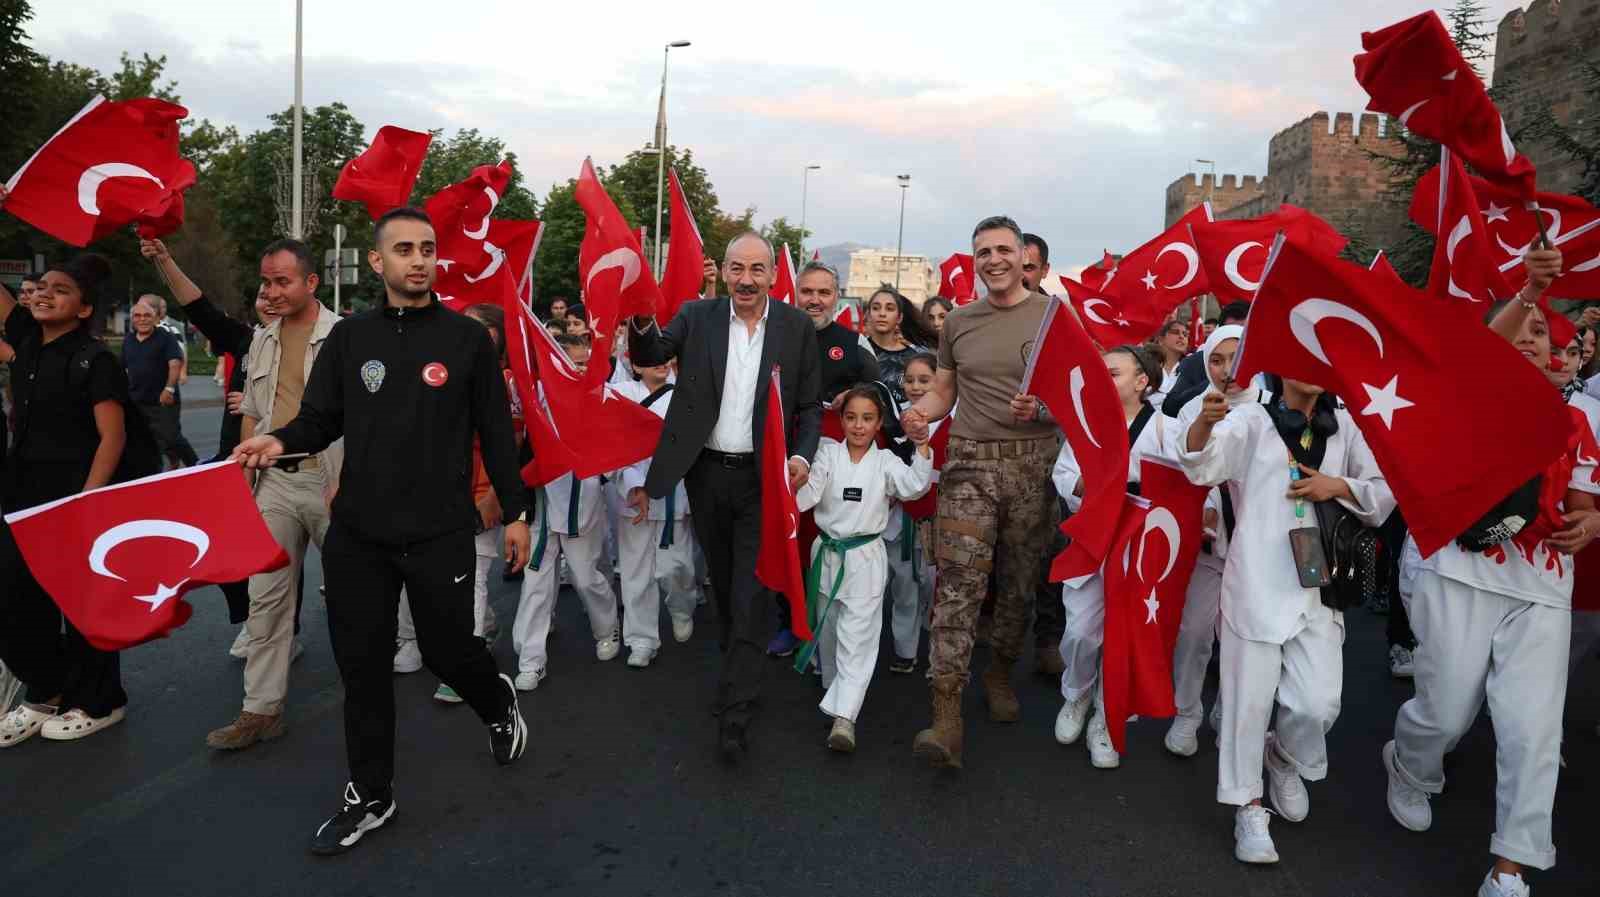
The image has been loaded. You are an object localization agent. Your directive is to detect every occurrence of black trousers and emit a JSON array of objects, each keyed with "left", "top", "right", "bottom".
[
  {"left": 684, "top": 455, "right": 768, "bottom": 731},
  {"left": 321, "top": 521, "right": 510, "bottom": 793},
  {"left": 1378, "top": 509, "right": 1417, "bottom": 650}
]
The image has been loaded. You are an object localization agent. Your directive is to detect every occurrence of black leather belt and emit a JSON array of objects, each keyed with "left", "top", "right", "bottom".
[{"left": 703, "top": 449, "right": 756, "bottom": 469}]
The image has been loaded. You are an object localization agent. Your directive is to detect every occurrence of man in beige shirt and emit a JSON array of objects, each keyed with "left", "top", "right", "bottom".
[{"left": 901, "top": 215, "right": 1061, "bottom": 769}]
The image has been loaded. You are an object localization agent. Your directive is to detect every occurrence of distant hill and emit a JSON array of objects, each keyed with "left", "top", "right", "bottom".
[{"left": 815, "top": 242, "right": 868, "bottom": 280}]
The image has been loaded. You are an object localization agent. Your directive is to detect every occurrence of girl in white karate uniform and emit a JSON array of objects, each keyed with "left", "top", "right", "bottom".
[
  {"left": 795, "top": 386, "right": 933, "bottom": 753},
  {"left": 1181, "top": 375, "right": 1393, "bottom": 866},
  {"left": 612, "top": 359, "right": 700, "bottom": 667},
  {"left": 885, "top": 354, "right": 940, "bottom": 673},
  {"left": 1052, "top": 345, "right": 1173, "bottom": 770},
  {"left": 1385, "top": 294, "right": 1600, "bottom": 897}
]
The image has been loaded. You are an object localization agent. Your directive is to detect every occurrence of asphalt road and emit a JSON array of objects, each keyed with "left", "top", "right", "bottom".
[{"left": 3, "top": 394, "right": 1595, "bottom": 896}]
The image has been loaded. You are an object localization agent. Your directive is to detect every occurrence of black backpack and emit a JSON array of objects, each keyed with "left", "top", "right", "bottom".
[
  {"left": 1453, "top": 476, "right": 1542, "bottom": 551},
  {"left": 67, "top": 341, "right": 162, "bottom": 484}
]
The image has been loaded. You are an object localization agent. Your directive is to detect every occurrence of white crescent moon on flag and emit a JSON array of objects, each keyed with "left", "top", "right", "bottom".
[
  {"left": 1288, "top": 298, "right": 1386, "bottom": 366},
  {"left": 1444, "top": 216, "right": 1480, "bottom": 301},
  {"left": 1082, "top": 298, "right": 1117, "bottom": 326},
  {"left": 88, "top": 519, "right": 210, "bottom": 582},
  {"left": 77, "top": 163, "right": 166, "bottom": 216},
  {"left": 462, "top": 186, "right": 500, "bottom": 240},
  {"left": 586, "top": 247, "right": 642, "bottom": 294},
  {"left": 463, "top": 240, "right": 506, "bottom": 284},
  {"left": 1137, "top": 508, "right": 1181, "bottom": 583},
  {"left": 1499, "top": 117, "right": 1517, "bottom": 167},
  {"left": 1398, "top": 98, "right": 1429, "bottom": 127},
  {"left": 1154, "top": 242, "right": 1199, "bottom": 289},
  {"left": 1068, "top": 366, "right": 1102, "bottom": 449},
  {"left": 1223, "top": 241, "right": 1264, "bottom": 292},
  {"left": 546, "top": 351, "right": 581, "bottom": 381}
]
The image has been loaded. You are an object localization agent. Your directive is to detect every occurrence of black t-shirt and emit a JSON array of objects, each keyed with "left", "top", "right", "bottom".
[
  {"left": 5, "top": 311, "right": 126, "bottom": 469},
  {"left": 871, "top": 340, "right": 929, "bottom": 406},
  {"left": 122, "top": 328, "right": 182, "bottom": 404}
]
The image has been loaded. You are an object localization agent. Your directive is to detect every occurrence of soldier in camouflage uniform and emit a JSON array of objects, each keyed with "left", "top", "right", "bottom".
[{"left": 901, "top": 215, "right": 1062, "bottom": 768}]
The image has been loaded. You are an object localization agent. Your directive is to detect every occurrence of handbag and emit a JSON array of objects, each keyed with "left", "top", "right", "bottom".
[{"left": 1312, "top": 499, "right": 1383, "bottom": 612}]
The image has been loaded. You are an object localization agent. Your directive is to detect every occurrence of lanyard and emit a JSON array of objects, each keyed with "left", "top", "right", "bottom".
[{"left": 1287, "top": 427, "right": 1312, "bottom": 520}]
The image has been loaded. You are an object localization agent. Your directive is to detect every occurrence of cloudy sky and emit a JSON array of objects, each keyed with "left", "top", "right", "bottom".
[{"left": 28, "top": 1, "right": 1530, "bottom": 270}]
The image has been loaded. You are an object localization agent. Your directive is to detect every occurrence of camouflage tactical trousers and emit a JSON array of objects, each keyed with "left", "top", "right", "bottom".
[{"left": 928, "top": 435, "right": 1058, "bottom": 680}]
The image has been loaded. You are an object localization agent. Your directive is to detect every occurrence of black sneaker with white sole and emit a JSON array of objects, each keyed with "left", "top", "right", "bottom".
[
  {"left": 488, "top": 673, "right": 527, "bottom": 765},
  {"left": 309, "top": 782, "right": 395, "bottom": 856}
]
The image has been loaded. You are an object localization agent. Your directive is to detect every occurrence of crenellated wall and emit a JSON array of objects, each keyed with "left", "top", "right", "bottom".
[{"left": 1493, "top": 0, "right": 1600, "bottom": 197}]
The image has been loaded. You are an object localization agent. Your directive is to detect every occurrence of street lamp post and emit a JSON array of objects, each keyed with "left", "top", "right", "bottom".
[
  {"left": 291, "top": 0, "right": 304, "bottom": 239},
  {"left": 800, "top": 164, "right": 821, "bottom": 258},
  {"left": 893, "top": 174, "right": 910, "bottom": 292},
  {"left": 651, "top": 40, "right": 691, "bottom": 279}
]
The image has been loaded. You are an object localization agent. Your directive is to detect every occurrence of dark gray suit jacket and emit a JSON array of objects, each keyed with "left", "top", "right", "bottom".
[{"left": 629, "top": 297, "right": 822, "bottom": 499}]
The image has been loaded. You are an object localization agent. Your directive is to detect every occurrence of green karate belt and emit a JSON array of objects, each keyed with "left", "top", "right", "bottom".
[{"left": 794, "top": 532, "right": 880, "bottom": 674}]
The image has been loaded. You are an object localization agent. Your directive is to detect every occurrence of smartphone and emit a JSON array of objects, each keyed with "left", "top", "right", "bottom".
[{"left": 1289, "top": 526, "right": 1332, "bottom": 589}]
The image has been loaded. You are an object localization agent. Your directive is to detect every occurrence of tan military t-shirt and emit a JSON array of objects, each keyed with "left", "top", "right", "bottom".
[
  {"left": 935, "top": 291, "right": 1057, "bottom": 442},
  {"left": 269, "top": 319, "right": 314, "bottom": 432}
]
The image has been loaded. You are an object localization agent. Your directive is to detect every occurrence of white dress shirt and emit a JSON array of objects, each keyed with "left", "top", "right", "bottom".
[{"left": 707, "top": 299, "right": 769, "bottom": 453}]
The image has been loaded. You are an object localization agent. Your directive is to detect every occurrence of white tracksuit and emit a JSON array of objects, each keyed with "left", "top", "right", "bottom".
[
  {"left": 1391, "top": 411, "right": 1599, "bottom": 870},
  {"left": 610, "top": 380, "right": 698, "bottom": 653},
  {"left": 1053, "top": 408, "right": 1175, "bottom": 711},
  {"left": 796, "top": 439, "right": 932, "bottom": 723},
  {"left": 512, "top": 470, "right": 620, "bottom": 674},
  {"left": 1180, "top": 402, "right": 1393, "bottom": 806}
]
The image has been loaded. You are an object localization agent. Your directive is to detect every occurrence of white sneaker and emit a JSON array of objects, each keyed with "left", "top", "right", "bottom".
[
  {"left": 0, "top": 703, "right": 59, "bottom": 748},
  {"left": 514, "top": 668, "right": 546, "bottom": 691},
  {"left": 290, "top": 638, "right": 305, "bottom": 665},
  {"left": 1477, "top": 869, "right": 1530, "bottom": 897},
  {"left": 392, "top": 639, "right": 422, "bottom": 674},
  {"left": 229, "top": 626, "right": 251, "bottom": 660},
  {"left": 626, "top": 646, "right": 656, "bottom": 668},
  {"left": 1264, "top": 734, "right": 1309, "bottom": 822},
  {"left": 1086, "top": 712, "right": 1121, "bottom": 769},
  {"left": 596, "top": 632, "right": 621, "bottom": 662},
  {"left": 1383, "top": 740, "right": 1432, "bottom": 831},
  {"left": 1164, "top": 714, "right": 1201, "bottom": 757},
  {"left": 671, "top": 615, "right": 694, "bottom": 644},
  {"left": 826, "top": 717, "right": 856, "bottom": 753},
  {"left": 1389, "top": 644, "right": 1416, "bottom": 679},
  {"left": 1054, "top": 693, "right": 1092, "bottom": 745},
  {"left": 1233, "top": 805, "right": 1279, "bottom": 864},
  {"left": 41, "top": 706, "right": 126, "bottom": 741}
]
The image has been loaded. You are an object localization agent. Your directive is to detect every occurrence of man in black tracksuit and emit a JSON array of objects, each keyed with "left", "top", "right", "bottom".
[{"left": 234, "top": 207, "right": 532, "bottom": 856}]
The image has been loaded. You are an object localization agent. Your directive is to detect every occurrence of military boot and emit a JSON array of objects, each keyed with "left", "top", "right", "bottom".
[
  {"left": 912, "top": 674, "right": 965, "bottom": 768},
  {"left": 981, "top": 656, "right": 1021, "bottom": 722}
]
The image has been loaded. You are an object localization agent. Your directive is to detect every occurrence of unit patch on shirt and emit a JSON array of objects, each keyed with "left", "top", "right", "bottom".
[
  {"left": 422, "top": 362, "right": 449, "bottom": 387},
  {"left": 360, "top": 359, "right": 386, "bottom": 394}
]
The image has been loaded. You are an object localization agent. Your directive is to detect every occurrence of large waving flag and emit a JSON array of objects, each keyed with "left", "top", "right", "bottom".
[
  {"left": 576, "top": 158, "right": 662, "bottom": 372},
  {"left": 755, "top": 368, "right": 810, "bottom": 640},
  {"left": 332, "top": 125, "right": 432, "bottom": 220},
  {"left": 526, "top": 317, "right": 662, "bottom": 482},
  {"left": 658, "top": 167, "right": 704, "bottom": 325}
]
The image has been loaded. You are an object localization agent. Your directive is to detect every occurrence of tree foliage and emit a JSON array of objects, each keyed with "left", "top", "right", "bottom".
[
  {"left": 1519, "top": 62, "right": 1600, "bottom": 207},
  {"left": 760, "top": 216, "right": 811, "bottom": 264}
]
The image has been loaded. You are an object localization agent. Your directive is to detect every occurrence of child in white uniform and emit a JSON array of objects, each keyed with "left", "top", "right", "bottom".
[
  {"left": 510, "top": 337, "right": 622, "bottom": 690},
  {"left": 795, "top": 386, "right": 932, "bottom": 753},
  {"left": 1052, "top": 345, "right": 1173, "bottom": 770},
  {"left": 1384, "top": 297, "right": 1600, "bottom": 897},
  {"left": 1181, "top": 375, "right": 1393, "bottom": 866},
  {"left": 612, "top": 359, "right": 699, "bottom": 667},
  {"left": 885, "top": 354, "right": 939, "bottom": 673}
]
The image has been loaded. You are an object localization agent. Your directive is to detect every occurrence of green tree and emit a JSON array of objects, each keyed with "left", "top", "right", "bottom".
[
  {"left": 1519, "top": 62, "right": 1600, "bottom": 206},
  {"left": 759, "top": 216, "right": 810, "bottom": 266},
  {"left": 0, "top": 0, "right": 44, "bottom": 146},
  {"left": 410, "top": 128, "right": 538, "bottom": 220},
  {"left": 1445, "top": 0, "right": 1494, "bottom": 79},
  {"left": 528, "top": 175, "right": 643, "bottom": 308},
  {"left": 600, "top": 146, "right": 720, "bottom": 261}
]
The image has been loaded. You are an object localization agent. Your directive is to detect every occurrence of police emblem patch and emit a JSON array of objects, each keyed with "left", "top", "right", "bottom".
[{"left": 360, "top": 360, "right": 386, "bottom": 394}]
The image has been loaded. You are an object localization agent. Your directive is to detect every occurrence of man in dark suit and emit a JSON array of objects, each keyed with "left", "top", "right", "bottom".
[{"left": 627, "top": 230, "right": 822, "bottom": 762}]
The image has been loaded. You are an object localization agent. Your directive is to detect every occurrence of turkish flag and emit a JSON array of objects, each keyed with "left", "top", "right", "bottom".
[
  {"left": 658, "top": 167, "right": 704, "bottom": 326},
  {"left": 755, "top": 369, "right": 811, "bottom": 640},
  {"left": 526, "top": 317, "right": 661, "bottom": 482},
  {"left": 835, "top": 304, "right": 859, "bottom": 332},
  {"left": 1370, "top": 250, "right": 1404, "bottom": 284},
  {"left": 1233, "top": 238, "right": 1571, "bottom": 556},
  {"left": 1099, "top": 458, "right": 1210, "bottom": 753},
  {"left": 1354, "top": 11, "right": 1537, "bottom": 198},
  {"left": 576, "top": 158, "right": 661, "bottom": 362},
  {"left": 1020, "top": 295, "right": 1131, "bottom": 581},
  {"left": 3, "top": 95, "right": 195, "bottom": 247},
  {"left": 425, "top": 160, "right": 517, "bottom": 312},
  {"left": 1058, "top": 275, "right": 1138, "bottom": 349},
  {"left": 332, "top": 125, "right": 432, "bottom": 220},
  {"left": 490, "top": 219, "right": 544, "bottom": 307},
  {"left": 770, "top": 242, "right": 798, "bottom": 305},
  {"left": 1191, "top": 205, "right": 1348, "bottom": 302},
  {"left": 2, "top": 462, "right": 288, "bottom": 650},
  {"left": 1409, "top": 150, "right": 1515, "bottom": 304},
  {"left": 1081, "top": 251, "right": 1117, "bottom": 290},
  {"left": 939, "top": 253, "right": 976, "bottom": 303},
  {"left": 1089, "top": 205, "right": 1212, "bottom": 343},
  {"left": 1416, "top": 170, "right": 1600, "bottom": 301}
]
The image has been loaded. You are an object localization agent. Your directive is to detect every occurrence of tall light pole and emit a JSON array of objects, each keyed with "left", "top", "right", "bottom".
[
  {"left": 291, "top": 0, "right": 304, "bottom": 239},
  {"left": 799, "top": 164, "right": 821, "bottom": 258},
  {"left": 651, "top": 40, "right": 691, "bottom": 279},
  {"left": 893, "top": 174, "right": 910, "bottom": 292}
]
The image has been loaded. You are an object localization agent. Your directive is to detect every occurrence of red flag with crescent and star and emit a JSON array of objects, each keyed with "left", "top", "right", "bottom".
[
  {"left": 770, "top": 242, "right": 798, "bottom": 305},
  {"left": 3, "top": 95, "right": 196, "bottom": 246},
  {"left": 424, "top": 160, "right": 519, "bottom": 312},
  {"left": 1354, "top": 10, "right": 1537, "bottom": 198},
  {"left": 756, "top": 368, "right": 811, "bottom": 640},
  {"left": 1058, "top": 275, "right": 1135, "bottom": 349},
  {"left": 1190, "top": 205, "right": 1348, "bottom": 303},
  {"left": 1081, "top": 250, "right": 1117, "bottom": 290},
  {"left": 2, "top": 462, "right": 288, "bottom": 650},
  {"left": 332, "top": 125, "right": 432, "bottom": 220},
  {"left": 1369, "top": 250, "right": 1404, "bottom": 284},
  {"left": 498, "top": 280, "right": 579, "bottom": 487},
  {"left": 1079, "top": 205, "right": 1212, "bottom": 344},
  {"left": 1408, "top": 149, "right": 1515, "bottom": 305},
  {"left": 658, "top": 167, "right": 704, "bottom": 326},
  {"left": 1099, "top": 458, "right": 1210, "bottom": 754},
  {"left": 939, "top": 253, "right": 976, "bottom": 303},
  {"left": 1019, "top": 295, "right": 1131, "bottom": 581},
  {"left": 576, "top": 158, "right": 662, "bottom": 377},
  {"left": 525, "top": 317, "right": 661, "bottom": 483},
  {"left": 1233, "top": 237, "right": 1572, "bottom": 556}
]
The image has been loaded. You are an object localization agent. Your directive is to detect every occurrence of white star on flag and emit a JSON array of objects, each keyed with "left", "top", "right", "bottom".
[
  {"left": 134, "top": 581, "right": 183, "bottom": 613},
  {"left": 1482, "top": 202, "right": 1509, "bottom": 224},
  {"left": 1143, "top": 590, "right": 1160, "bottom": 624},
  {"left": 1140, "top": 270, "right": 1158, "bottom": 290},
  {"left": 1360, "top": 375, "right": 1415, "bottom": 429}
]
